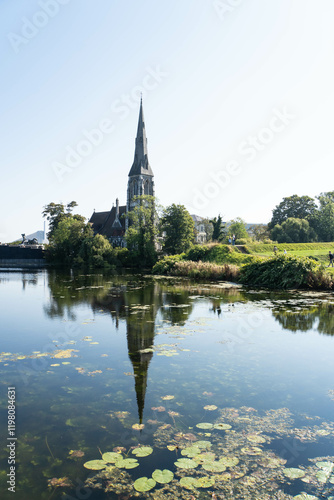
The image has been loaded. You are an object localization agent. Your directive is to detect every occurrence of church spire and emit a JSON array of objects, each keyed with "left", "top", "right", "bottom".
[{"left": 128, "top": 99, "right": 154, "bottom": 177}]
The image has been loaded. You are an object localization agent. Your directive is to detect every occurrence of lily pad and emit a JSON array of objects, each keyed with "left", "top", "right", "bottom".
[
  {"left": 133, "top": 477, "right": 156, "bottom": 492},
  {"left": 196, "top": 476, "right": 215, "bottom": 488},
  {"left": 132, "top": 446, "right": 153, "bottom": 457},
  {"left": 152, "top": 469, "right": 174, "bottom": 484},
  {"left": 174, "top": 458, "right": 198, "bottom": 469},
  {"left": 283, "top": 468, "right": 306, "bottom": 479},
  {"left": 219, "top": 456, "right": 239, "bottom": 467},
  {"left": 195, "top": 440, "right": 212, "bottom": 449},
  {"left": 203, "top": 405, "right": 217, "bottom": 411},
  {"left": 181, "top": 446, "right": 201, "bottom": 458},
  {"left": 247, "top": 434, "right": 266, "bottom": 443},
  {"left": 102, "top": 452, "right": 121, "bottom": 463},
  {"left": 180, "top": 477, "right": 198, "bottom": 490},
  {"left": 83, "top": 460, "right": 107, "bottom": 470},
  {"left": 213, "top": 423, "right": 232, "bottom": 430},
  {"left": 202, "top": 461, "right": 226, "bottom": 472},
  {"left": 115, "top": 458, "right": 139, "bottom": 469},
  {"left": 293, "top": 495, "right": 318, "bottom": 500},
  {"left": 196, "top": 422, "right": 213, "bottom": 429}
]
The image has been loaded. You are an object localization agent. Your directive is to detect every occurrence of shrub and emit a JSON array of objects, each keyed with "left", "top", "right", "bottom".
[
  {"left": 152, "top": 254, "right": 184, "bottom": 274},
  {"left": 239, "top": 255, "right": 332, "bottom": 289},
  {"left": 173, "top": 261, "right": 240, "bottom": 281}
]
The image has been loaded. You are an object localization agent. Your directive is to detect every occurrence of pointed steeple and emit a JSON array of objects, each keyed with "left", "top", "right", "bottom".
[{"left": 128, "top": 99, "right": 154, "bottom": 177}]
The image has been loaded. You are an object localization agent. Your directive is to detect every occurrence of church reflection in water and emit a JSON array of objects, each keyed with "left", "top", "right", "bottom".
[{"left": 91, "top": 282, "right": 162, "bottom": 423}]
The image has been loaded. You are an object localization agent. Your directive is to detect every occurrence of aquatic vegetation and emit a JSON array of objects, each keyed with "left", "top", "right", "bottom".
[
  {"left": 283, "top": 468, "right": 306, "bottom": 479},
  {"left": 68, "top": 449, "right": 84, "bottom": 458},
  {"left": 204, "top": 404, "right": 218, "bottom": 410},
  {"left": 134, "top": 476, "right": 156, "bottom": 492},
  {"left": 83, "top": 459, "right": 107, "bottom": 470},
  {"left": 151, "top": 469, "right": 174, "bottom": 484},
  {"left": 131, "top": 446, "right": 153, "bottom": 457}
]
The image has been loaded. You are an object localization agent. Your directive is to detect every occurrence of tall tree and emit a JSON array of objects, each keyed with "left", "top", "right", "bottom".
[
  {"left": 227, "top": 218, "right": 248, "bottom": 240},
  {"left": 271, "top": 218, "right": 317, "bottom": 243},
  {"left": 125, "top": 195, "right": 157, "bottom": 266},
  {"left": 42, "top": 201, "right": 85, "bottom": 239},
  {"left": 209, "top": 214, "right": 225, "bottom": 242},
  {"left": 314, "top": 193, "right": 334, "bottom": 241},
  {"left": 160, "top": 204, "right": 195, "bottom": 255},
  {"left": 269, "top": 195, "right": 317, "bottom": 229}
]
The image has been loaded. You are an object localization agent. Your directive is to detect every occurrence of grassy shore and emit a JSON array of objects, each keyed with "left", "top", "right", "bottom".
[{"left": 153, "top": 243, "right": 334, "bottom": 290}]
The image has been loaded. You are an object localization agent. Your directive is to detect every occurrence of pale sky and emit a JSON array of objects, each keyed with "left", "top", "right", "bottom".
[{"left": 1, "top": 0, "right": 334, "bottom": 242}]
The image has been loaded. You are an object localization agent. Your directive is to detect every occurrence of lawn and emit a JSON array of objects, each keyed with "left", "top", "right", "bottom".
[{"left": 245, "top": 242, "right": 334, "bottom": 266}]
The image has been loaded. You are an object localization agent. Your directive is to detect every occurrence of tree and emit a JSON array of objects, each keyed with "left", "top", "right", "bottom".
[
  {"left": 269, "top": 195, "right": 317, "bottom": 229},
  {"left": 210, "top": 214, "right": 225, "bottom": 242},
  {"left": 125, "top": 195, "right": 157, "bottom": 266},
  {"left": 227, "top": 218, "right": 248, "bottom": 240},
  {"left": 250, "top": 224, "right": 270, "bottom": 242},
  {"left": 271, "top": 217, "right": 317, "bottom": 243},
  {"left": 314, "top": 193, "right": 334, "bottom": 241},
  {"left": 160, "top": 204, "right": 195, "bottom": 255},
  {"left": 42, "top": 201, "right": 85, "bottom": 239},
  {"left": 47, "top": 217, "right": 94, "bottom": 265}
]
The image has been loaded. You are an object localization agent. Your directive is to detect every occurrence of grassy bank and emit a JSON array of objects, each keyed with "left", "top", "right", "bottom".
[{"left": 152, "top": 243, "right": 334, "bottom": 290}]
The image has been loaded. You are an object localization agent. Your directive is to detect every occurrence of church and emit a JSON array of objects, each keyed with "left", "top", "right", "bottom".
[{"left": 89, "top": 98, "right": 154, "bottom": 246}]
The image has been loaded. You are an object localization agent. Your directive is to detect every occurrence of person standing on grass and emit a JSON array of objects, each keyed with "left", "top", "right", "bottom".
[{"left": 328, "top": 251, "right": 334, "bottom": 267}]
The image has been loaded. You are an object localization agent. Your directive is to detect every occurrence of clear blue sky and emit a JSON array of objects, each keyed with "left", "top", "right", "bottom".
[{"left": 1, "top": 0, "right": 334, "bottom": 241}]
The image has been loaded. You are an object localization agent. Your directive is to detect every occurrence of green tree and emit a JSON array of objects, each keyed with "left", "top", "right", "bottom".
[
  {"left": 160, "top": 204, "right": 195, "bottom": 255},
  {"left": 125, "top": 195, "right": 157, "bottom": 266},
  {"left": 227, "top": 218, "right": 248, "bottom": 240},
  {"left": 210, "top": 214, "right": 225, "bottom": 242},
  {"left": 269, "top": 195, "right": 317, "bottom": 230},
  {"left": 42, "top": 201, "right": 85, "bottom": 239},
  {"left": 314, "top": 192, "right": 334, "bottom": 241},
  {"left": 250, "top": 224, "right": 271, "bottom": 242},
  {"left": 271, "top": 217, "right": 317, "bottom": 243},
  {"left": 47, "top": 217, "right": 94, "bottom": 265}
]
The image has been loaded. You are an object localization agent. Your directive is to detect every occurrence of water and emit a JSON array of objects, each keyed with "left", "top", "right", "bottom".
[{"left": 0, "top": 269, "right": 334, "bottom": 499}]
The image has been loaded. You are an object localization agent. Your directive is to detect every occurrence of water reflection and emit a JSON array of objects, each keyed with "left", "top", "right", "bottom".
[{"left": 272, "top": 302, "right": 334, "bottom": 335}]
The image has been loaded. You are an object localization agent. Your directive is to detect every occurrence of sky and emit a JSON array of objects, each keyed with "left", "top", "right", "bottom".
[{"left": 1, "top": 0, "right": 334, "bottom": 242}]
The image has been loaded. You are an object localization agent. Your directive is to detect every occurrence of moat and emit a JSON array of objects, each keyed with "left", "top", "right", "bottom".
[{"left": 0, "top": 269, "right": 333, "bottom": 499}]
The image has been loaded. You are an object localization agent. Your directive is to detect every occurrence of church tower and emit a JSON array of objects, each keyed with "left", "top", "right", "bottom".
[{"left": 127, "top": 99, "right": 154, "bottom": 214}]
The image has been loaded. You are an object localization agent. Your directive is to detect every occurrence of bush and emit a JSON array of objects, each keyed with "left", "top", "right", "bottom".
[
  {"left": 239, "top": 255, "right": 332, "bottom": 289},
  {"left": 173, "top": 261, "right": 240, "bottom": 281},
  {"left": 152, "top": 254, "right": 184, "bottom": 274}
]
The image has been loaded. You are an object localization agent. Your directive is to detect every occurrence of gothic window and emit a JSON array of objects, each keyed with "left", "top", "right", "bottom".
[{"left": 144, "top": 180, "right": 150, "bottom": 195}]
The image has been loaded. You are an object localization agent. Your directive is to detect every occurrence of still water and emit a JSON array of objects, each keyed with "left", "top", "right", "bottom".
[{"left": 0, "top": 269, "right": 334, "bottom": 500}]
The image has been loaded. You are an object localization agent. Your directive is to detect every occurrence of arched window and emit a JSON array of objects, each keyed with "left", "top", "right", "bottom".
[{"left": 144, "top": 180, "right": 150, "bottom": 195}]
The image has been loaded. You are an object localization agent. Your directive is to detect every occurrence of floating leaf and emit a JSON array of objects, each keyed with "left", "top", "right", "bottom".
[
  {"left": 213, "top": 423, "right": 232, "bottom": 430},
  {"left": 167, "top": 445, "right": 177, "bottom": 451},
  {"left": 195, "top": 440, "right": 212, "bottom": 449},
  {"left": 202, "top": 461, "right": 226, "bottom": 472},
  {"left": 283, "top": 468, "right": 306, "bottom": 479},
  {"left": 115, "top": 458, "right": 139, "bottom": 469},
  {"left": 174, "top": 458, "right": 198, "bottom": 469},
  {"left": 316, "top": 470, "right": 328, "bottom": 483},
  {"left": 102, "top": 452, "right": 121, "bottom": 463},
  {"left": 181, "top": 446, "right": 201, "bottom": 458},
  {"left": 179, "top": 477, "right": 198, "bottom": 490},
  {"left": 152, "top": 469, "right": 174, "bottom": 484},
  {"left": 203, "top": 405, "right": 217, "bottom": 411},
  {"left": 132, "top": 446, "right": 153, "bottom": 457},
  {"left": 240, "top": 446, "right": 262, "bottom": 455},
  {"left": 83, "top": 460, "right": 107, "bottom": 470},
  {"left": 196, "top": 422, "right": 213, "bottom": 429},
  {"left": 161, "top": 395, "right": 174, "bottom": 400},
  {"left": 293, "top": 495, "right": 319, "bottom": 500},
  {"left": 219, "top": 456, "right": 239, "bottom": 467},
  {"left": 133, "top": 477, "right": 156, "bottom": 492},
  {"left": 247, "top": 434, "right": 266, "bottom": 443},
  {"left": 196, "top": 476, "right": 215, "bottom": 488},
  {"left": 316, "top": 461, "right": 333, "bottom": 470}
]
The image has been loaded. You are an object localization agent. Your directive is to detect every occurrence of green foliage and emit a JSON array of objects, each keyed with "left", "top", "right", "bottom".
[
  {"left": 239, "top": 255, "right": 332, "bottom": 289},
  {"left": 250, "top": 224, "right": 271, "bottom": 242},
  {"left": 169, "top": 261, "right": 240, "bottom": 281},
  {"left": 269, "top": 195, "right": 317, "bottom": 229},
  {"left": 160, "top": 204, "right": 195, "bottom": 254},
  {"left": 314, "top": 192, "right": 334, "bottom": 241},
  {"left": 271, "top": 218, "right": 317, "bottom": 243},
  {"left": 125, "top": 195, "right": 157, "bottom": 267},
  {"left": 245, "top": 242, "right": 334, "bottom": 254},
  {"left": 46, "top": 218, "right": 94, "bottom": 265},
  {"left": 226, "top": 218, "right": 249, "bottom": 240},
  {"left": 152, "top": 254, "right": 184, "bottom": 275},
  {"left": 210, "top": 214, "right": 225, "bottom": 242},
  {"left": 42, "top": 201, "right": 85, "bottom": 239}
]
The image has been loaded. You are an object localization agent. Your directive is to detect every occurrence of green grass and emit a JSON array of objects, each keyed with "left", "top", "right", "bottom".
[{"left": 245, "top": 242, "right": 334, "bottom": 266}]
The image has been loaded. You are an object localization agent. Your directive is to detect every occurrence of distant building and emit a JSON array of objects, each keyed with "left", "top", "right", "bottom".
[
  {"left": 191, "top": 214, "right": 207, "bottom": 244},
  {"left": 89, "top": 99, "right": 154, "bottom": 246}
]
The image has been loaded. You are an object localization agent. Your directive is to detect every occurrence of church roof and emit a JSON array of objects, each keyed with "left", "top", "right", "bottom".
[
  {"left": 128, "top": 98, "right": 154, "bottom": 177},
  {"left": 89, "top": 206, "right": 126, "bottom": 238}
]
